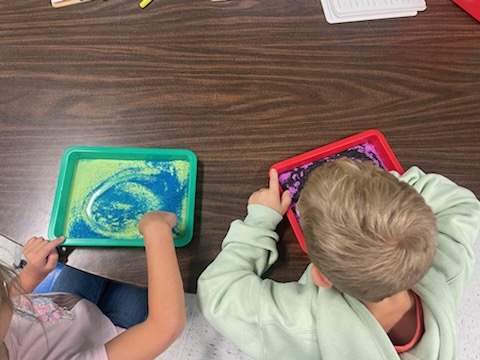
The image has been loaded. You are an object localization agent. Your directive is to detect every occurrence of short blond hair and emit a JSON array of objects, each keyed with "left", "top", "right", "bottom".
[{"left": 297, "top": 158, "right": 437, "bottom": 302}]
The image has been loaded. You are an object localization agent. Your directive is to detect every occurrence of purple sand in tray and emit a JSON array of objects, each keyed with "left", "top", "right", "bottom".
[{"left": 278, "top": 143, "right": 386, "bottom": 222}]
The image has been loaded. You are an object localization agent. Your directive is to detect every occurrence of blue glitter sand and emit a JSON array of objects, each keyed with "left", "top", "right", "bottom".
[{"left": 66, "top": 159, "right": 190, "bottom": 240}]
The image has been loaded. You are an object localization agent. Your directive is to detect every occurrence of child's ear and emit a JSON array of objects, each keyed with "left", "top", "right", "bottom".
[{"left": 311, "top": 265, "right": 332, "bottom": 288}]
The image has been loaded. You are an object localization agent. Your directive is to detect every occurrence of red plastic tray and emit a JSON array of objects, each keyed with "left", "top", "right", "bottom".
[
  {"left": 271, "top": 129, "right": 404, "bottom": 254},
  {"left": 451, "top": 0, "right": 480, "bottom": 22}
]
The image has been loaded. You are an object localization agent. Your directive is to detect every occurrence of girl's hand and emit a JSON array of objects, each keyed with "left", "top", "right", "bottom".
[
  {"left": 22, "top": 236, "right": 65, "bottom": 283},
  {"left": 139, "top": 211, "right": 177, "bottom": 235},
  {"left": 248, "top": 169, "right": 291, "bottom": 215}
]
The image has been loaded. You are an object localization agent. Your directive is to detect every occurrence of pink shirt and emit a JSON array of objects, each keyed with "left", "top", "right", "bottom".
[{"left": 4, "top": 293, "right": 124, "bottom": 360}]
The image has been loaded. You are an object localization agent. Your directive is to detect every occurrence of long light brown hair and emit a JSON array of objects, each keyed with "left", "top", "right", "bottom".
[{"left": 0, "top": 261, "right": 22, "bottom": 314}]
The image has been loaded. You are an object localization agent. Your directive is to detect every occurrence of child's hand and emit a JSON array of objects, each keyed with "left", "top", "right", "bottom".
[
  {"left": 22, "top": 236, "right": 65, "bottom": 282},
  {"left": 106, "top": 213, "right": 184, "bottom": 359},
  {"left": 248, "top": 169, "right": 291, "bottom": 215},
  {"left": 139, "top": 211, "right": 177, "bottom": 235}
]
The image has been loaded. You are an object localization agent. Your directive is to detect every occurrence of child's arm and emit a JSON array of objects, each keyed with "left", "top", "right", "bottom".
[
  {"left": 14, "top": 236, "right": 65, "bottom": 294},
  {"left": 197, "top": 170, "right": 294, "bottom": 358},
  {"left": 104, "top": 211, "right": 185, "bottom": 360},
  {"left": 395, "top": 167, "right": 480, "bottom": 308}
]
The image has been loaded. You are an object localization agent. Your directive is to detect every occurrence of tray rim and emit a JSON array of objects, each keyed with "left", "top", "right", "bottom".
[
  {"left": 270, "top": 129, "right": 404, "bottom": 254},
  {"left": 48, "top": 145, "right": 197, "bottom": 248}
]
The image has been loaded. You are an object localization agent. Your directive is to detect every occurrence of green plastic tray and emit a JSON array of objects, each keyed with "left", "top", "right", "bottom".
[{"left": 48, "top": 146, "right": 197, "bottom": 247}]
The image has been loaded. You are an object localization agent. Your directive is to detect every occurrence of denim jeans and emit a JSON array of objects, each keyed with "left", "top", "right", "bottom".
[{"left": 51, "top": 265, "right": 148, "bottom": 329}]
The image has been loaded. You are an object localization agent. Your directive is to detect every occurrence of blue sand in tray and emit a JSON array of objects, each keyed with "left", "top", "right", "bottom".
[{"left": 66, "top": 159, "right": 189, "bottom": 240}]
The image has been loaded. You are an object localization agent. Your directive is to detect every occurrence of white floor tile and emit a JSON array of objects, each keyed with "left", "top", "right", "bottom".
[{"left": 457, "top": 237, "right": 480, "bottom": 360}]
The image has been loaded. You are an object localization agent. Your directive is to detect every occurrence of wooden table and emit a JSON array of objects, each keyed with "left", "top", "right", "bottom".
[{"left": 1, "top": 0, "right": 479, "bottom": 293}]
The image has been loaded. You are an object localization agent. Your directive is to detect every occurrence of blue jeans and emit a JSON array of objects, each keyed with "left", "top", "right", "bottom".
[{"left": 51, "top": 266, "right": 148, "bottom": 329}]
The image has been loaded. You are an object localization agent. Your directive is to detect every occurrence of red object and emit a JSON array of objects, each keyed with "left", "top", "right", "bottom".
[
  {"left": 271, "top": 129, "right": 404, "bottom": 254},
  {"left": 452, "top": 0, "right": 480, "bottom": 22}
]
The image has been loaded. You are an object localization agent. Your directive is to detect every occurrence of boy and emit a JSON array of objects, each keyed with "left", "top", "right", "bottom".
[{"left": 197, "top": 158, "right": 480, "bottom": 359}]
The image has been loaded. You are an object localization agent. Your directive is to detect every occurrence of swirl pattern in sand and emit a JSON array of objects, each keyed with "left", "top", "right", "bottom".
[{"left": 65, "top": 159, "right": 190, "bottom": 240}]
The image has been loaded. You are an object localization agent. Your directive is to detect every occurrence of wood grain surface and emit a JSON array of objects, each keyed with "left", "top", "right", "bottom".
[{"left": 1, "top": 0, "right": 479, "bottom": 292}]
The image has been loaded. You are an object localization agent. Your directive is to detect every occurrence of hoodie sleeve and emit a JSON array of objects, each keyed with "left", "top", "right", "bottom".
[
  {"left": 393, "top": 167, "right": 480, "bottom": 309},
  {"left": 196, "top": 204, "right": 284, "bottom": 359}
]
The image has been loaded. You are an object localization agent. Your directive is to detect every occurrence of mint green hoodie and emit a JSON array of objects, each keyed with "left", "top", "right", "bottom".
[{"left": 197, "top": 167, "right": 480, "bottom": 360}]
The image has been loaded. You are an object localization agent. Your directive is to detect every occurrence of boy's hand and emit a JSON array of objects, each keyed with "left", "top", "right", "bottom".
[
  {"left": 22, "top": 236, "right": 65, "bottom": 281},
  {"left": 139, "top": 211, "right": 177, "bottom": 235},
  {"left": 248, "top": 169, "right": 291, "bottom": 215}
]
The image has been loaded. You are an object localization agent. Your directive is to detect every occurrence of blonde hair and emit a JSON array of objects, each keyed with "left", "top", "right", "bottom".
[
  {"left": 0, "top": 260, "right": 44, "bottom": 340},
  {"left": 297, "top": 158, "right": 437, "bottom": 302},
  {"left": 0, "top": 261, "right": 22, "bottom": 313}
]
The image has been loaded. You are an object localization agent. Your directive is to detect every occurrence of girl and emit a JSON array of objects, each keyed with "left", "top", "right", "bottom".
[{"left": 0, "top": 211, "right": 185, "bottom": 360}]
